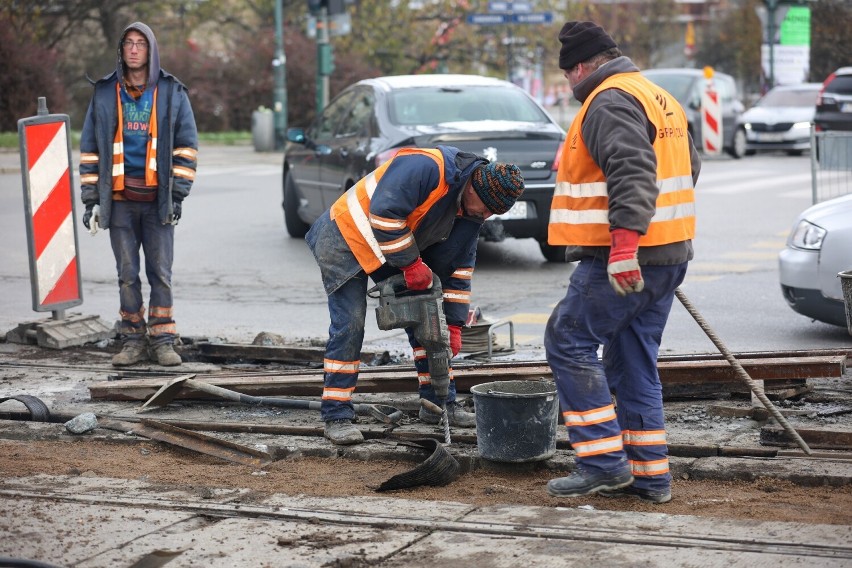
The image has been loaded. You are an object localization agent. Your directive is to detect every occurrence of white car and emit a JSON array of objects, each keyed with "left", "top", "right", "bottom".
[
  {"left": 779, "top": 193, "right": 852, "bottom": 327},
  {"left": 738, "top": 83, "right": 822, "bottom": 156}
]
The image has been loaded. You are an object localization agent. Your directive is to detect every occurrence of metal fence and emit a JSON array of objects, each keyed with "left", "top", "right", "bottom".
[{"left": 811, "top": 129, "right": 852, "bottom": 204}]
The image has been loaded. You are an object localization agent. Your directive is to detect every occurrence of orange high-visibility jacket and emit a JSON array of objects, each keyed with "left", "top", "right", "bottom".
[
  {"left": 330, "top": 148, "right": 450, "bottom": 273},
  {"left": 549, "top": 72, "right": 695, "bottom": 247}
]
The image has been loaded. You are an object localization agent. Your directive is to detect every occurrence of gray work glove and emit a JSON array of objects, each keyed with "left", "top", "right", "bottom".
[{"left": 172, "top": 201, "right": 182, "bottom": 222}]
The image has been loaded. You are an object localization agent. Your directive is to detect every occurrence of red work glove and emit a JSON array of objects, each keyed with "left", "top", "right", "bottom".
[
  {"left": 448, "top": 325, "right": 462, "bottom": 357},
  {"left": 607, "top": 228, "right": 644, "bottom": 296},
  {"left": 401, "top": 257, "right": 433, "bottom": 290}
]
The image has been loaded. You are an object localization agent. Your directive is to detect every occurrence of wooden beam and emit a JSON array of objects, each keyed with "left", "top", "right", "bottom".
[
  {"left": 760, "top": 425, "right": 852, "bottom": 450},
  {"left": 88, "top": 355, "right": 846, "bottom": 401}
]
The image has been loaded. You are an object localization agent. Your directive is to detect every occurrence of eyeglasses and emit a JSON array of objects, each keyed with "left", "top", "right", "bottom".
[{"left": 122, "top": 40, "right": 148, "bottom": 50}]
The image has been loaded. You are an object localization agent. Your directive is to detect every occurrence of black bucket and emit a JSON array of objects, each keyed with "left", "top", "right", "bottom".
[{"left": 471, "top": 379, "right": 559, "bottom": 463}]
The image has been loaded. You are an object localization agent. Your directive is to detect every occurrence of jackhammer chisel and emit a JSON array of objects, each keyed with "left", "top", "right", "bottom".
[{"left": 369, "top": 274, "right": 453, "bottom": 443}]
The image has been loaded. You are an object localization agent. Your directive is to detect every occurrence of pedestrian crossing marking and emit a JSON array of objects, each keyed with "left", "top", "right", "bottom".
[
  {"left": 683, "top": 274, "right": 723, "bottom": 283},
  {"left": 506, "top": 313, "right": 551, "bottom": 324},
  {"left": 687, "top": 262, "right": 756, "bottom": 273},
  {"left": 723, "top": 251, "right": 780, "bottom": 260},
  {"left": 748, "top": 239, "right": 788, "bottom": 249}
]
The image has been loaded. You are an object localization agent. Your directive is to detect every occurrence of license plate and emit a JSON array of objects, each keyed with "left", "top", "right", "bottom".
[
  {"left": 756, "top": 132, "right": 786, "bottom": 142},
  {"left": 493, "top": 201, "right": 527, "bottom": 220},
  {"left": 841, "top": 102, "right": 852, "bottom": 113}
]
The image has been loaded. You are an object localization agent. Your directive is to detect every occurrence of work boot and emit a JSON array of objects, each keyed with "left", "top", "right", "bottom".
[
  {"left": 324, "top": 419, "right": 364, "bottom": 445},
  {"left": 418, "top": 401, "right": 476, "bottom": 428},
  {"left": 547, "top": 468, "right": 634, "bottom": 498},
  {"left": 112, "top": 340, "right": 148, "bottom": 367},
  {"left": 599, "top": 484, "right": 672, "bottom": 504},
  {"left": 151, "top": 342, "right": 182, "bottom": 366}
]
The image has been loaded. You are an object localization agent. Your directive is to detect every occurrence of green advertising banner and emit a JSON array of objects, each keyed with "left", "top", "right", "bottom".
[{"left": 780, "top": 6, "right": 810, "bottom": 46}]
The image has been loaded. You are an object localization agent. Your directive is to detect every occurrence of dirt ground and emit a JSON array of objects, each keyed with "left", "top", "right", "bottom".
[{"left": 3, "top": 438, "right": 851, "bottom": 526}]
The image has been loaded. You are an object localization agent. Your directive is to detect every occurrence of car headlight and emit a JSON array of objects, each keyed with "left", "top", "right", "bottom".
[
  {"left": 791, "top": 121, "right": 811, "bottom": 131},
  {"left": 789, "top": 220, "right": 826, "bottom": 250}
]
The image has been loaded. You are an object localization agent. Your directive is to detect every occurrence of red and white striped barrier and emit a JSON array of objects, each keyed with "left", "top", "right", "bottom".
[
  {"left": 18, "top": 104, "right": 82, "bottom": 312},
  {"left": 700, "top": 66, "right": 722, "bottom": 156}
]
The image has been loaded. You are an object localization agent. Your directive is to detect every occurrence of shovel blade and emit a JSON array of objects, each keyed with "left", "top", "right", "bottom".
[{"left": 138, "top": 374, "right": 197, "bottom": 412}]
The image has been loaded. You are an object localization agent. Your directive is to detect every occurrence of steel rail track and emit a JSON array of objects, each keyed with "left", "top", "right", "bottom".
[{"left": 1, "top": 489, "right": 851, "bottom": 560}]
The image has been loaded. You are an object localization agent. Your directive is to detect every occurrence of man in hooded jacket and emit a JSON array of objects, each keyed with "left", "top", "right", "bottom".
[{"left": 79, "top": 22, "right": 198, "bottom": 367}]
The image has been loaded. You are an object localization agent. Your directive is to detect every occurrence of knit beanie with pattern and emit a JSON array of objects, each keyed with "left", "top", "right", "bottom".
[{"left": 471, "top": 162, "right": 525, "bottom": 215}]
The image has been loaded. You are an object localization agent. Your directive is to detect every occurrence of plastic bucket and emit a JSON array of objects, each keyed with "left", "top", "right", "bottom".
[
  {"left": 839, "top": 270, "right": 852, "bottom": 336},
  {"left": 471, "top": 379, "right": 559, "bottom": 463}
]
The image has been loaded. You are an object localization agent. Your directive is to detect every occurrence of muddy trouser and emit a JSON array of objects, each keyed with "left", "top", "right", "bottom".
[
  {"left": 109, "top": 200, "right": 176, "bottom": 347},
  {"left": 320, "top": 268, "right": 460, "bottom": 422},
  {"left": 544, "top": 256, "right": 687, "bottom": 494}
]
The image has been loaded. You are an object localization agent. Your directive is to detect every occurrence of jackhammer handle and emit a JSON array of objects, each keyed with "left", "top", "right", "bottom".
[{"left": 367, "top": 273, "right": 443, "bottom": 297}]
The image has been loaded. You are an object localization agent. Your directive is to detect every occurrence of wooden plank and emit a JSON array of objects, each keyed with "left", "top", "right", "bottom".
[
  {"left": 760, "top": 425, "right": 852, "bottom": 450},
  {"left": 88, "top": 355, "right": 846, "bottom": 401},
  {"left": 196, "top": 342, "right": 389, "bottom": 365}
]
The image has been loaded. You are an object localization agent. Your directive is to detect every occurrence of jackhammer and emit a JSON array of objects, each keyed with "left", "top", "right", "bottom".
[{"left": 369, "top": 274, "right": 453, "bottom": 443}]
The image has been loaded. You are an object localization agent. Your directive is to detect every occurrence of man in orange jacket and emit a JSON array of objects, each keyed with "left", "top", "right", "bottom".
[
  {"left": 306, "top": 145, "right": 524, "bottom": 445},
  {"left": 544, "top": 21, "right": 701, "bottom": 504}
]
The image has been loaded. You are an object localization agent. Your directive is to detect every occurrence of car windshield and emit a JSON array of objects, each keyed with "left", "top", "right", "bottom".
[
  {"left": 759, "top": 88, "right": 819, "bottom": 107},
  {"left": 641, "top": 73, "right": 696, "bottom": 102},
  {"left": 387, "top": 86, "right": 549, "bottom": 126}
]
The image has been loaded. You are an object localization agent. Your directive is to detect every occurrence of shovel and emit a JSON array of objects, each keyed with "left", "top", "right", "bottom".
[{"left": 138, "top": 375, "right": 405, "bottom": 425}]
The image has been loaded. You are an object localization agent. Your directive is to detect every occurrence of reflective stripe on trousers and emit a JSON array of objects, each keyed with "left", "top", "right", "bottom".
[{"left": 544, "top": 256, "right": 687, "bottom": 493}]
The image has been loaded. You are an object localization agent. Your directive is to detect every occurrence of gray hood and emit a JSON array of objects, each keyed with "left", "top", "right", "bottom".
[{"left": 117, "top": 21, "right": 161, "bottom": 90}]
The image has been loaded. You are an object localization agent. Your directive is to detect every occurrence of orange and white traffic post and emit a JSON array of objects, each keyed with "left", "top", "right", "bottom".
[
  {"left": 700, "top": 66, "right": 722, "bottom": 156},
  {"left": 9, "top": 97, "right": 111, "bottom": 348}
]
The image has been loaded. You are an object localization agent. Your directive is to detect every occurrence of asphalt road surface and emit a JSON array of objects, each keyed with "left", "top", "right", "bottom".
[{"left": 0, "top": 145, "right": 849, "bottom": 356}]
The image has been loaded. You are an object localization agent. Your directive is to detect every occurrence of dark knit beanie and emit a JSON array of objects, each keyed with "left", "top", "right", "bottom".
[
  {"left": 471, "top": 162, "right": 525, "bottom": 215},
  {"left": 558, "top": 21, "right": 618, "bottom": 70}
]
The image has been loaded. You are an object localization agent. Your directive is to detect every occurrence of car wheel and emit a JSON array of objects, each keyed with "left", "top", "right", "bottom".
[
  {"left": 539, "top": 242, "right": 568, "bottom": 263},
  {"left": 727, "top": 128, "right": 747, "bottom": 159},
  {"left": 283, "top": 170, "right": 310, "bottom": 238}
]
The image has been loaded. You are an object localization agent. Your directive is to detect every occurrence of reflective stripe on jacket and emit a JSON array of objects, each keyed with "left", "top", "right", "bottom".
[
  {"left": 549, "top": 72, "right": 695, "bottom": 247},
  {"left": 330, "top": 148, "right": 449, "bottom": 274}
]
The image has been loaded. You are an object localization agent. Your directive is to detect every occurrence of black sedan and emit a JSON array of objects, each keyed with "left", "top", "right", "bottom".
[{"left": 282, "top": 74, "right": 567, "bottom": 261}]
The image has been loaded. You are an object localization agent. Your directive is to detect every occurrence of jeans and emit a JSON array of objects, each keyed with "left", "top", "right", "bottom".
[
  {"left": 321, "top": 269, "right": 459, "bottom": 422},
  {"left": 109, "top": 200, "right": 176, "bottom": 346}
]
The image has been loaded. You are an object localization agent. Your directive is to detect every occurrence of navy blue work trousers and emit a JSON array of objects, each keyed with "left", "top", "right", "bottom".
[
  {"left": 320, "top": 271, "right": 459, "bottom": 422},
  {"left": 544, "top": 256, "right": 687, "bottom": 493},
  {"left": 108, "top": 200, "right": 176, "bottom": 346}
]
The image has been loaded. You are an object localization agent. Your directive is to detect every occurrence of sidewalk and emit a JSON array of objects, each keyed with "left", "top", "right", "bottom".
[{"left": 0, "top": 141, "right": 283, "bottom": 175}]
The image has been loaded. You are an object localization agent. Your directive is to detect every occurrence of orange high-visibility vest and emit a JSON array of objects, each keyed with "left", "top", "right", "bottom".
[
  {"left": 549, "top": 72, "right": 695, "bottom": 247},
  {"left": 330, "top": 148, "right": 449, "bottom": 273},
  {"left": 112, "top": 83, "right": 159, "bottom": 192}
]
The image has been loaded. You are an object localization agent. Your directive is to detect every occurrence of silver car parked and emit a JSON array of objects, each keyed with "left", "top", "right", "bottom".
[
  {"left": 779, "top": 193, "right": 852, "bottom": 327},
  {"left": 738, "top": 83, "right": 822, "bottom": 156}
]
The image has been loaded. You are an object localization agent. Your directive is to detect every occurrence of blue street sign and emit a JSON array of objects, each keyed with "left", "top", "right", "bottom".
[
  {"left": 513, "top": 12, "right": 553, "bottom": 24},
  {"left": 468, "top": 12, "right": 553, "bottom": 25},
  {"left": 488, "top": 1, "right": 532, "bottom": 12},
  {"left": 467, "top": 13, "right": 509, "bottom": 25}
]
